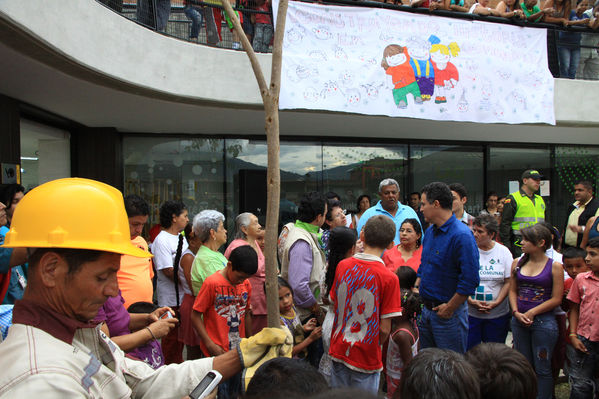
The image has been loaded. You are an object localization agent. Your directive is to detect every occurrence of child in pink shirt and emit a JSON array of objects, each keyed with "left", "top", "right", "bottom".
[{"left": 566, "top": 237, "right": 599, "bottom": 398}]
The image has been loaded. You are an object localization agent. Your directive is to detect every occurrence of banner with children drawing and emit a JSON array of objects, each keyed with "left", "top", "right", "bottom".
[{"left": 274, "top": 1, "right": 555, "bottom": 125}]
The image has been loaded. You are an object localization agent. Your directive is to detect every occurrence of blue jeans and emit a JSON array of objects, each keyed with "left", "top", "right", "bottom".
[
  {"left": 330, "top": 361, "right": 380, "bottom": 394},
  {"left": 567, "top": 336, "right": 599, "bottom": 399},
  {"left": 253, "top": 23, "right": 273, "bottom": 53},
  {"left": 558, "top": 45, "right": 581, "bottom": 79},
  {"left": 418, "top": 302, "right": 468, "bottom": 353},
  {"left": 511, "top": 312, "right": 558, "bottom": 399},
  {"left": 184, "top": 5, "right": 202, "bottom": 39},
  {"left": 467, "top": 313, "right": 510, "bottom": 350}
]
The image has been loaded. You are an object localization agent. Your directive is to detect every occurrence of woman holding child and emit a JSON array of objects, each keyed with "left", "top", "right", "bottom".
[{"left": 509, "top": 223, "right": 564, "bottom": 399}]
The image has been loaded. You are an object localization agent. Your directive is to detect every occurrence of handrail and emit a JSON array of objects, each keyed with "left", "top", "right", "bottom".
[{"left": 96, "top": 0, "right": 599, "bottom": 79}]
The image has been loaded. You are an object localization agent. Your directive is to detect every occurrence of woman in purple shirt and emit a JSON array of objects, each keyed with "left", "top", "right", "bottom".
[
  {"left": 508, "top": 224, "right": 564, "bottom": 399},
  {"left": 97, "top": 291, "right": 177, "bottom": 369}
]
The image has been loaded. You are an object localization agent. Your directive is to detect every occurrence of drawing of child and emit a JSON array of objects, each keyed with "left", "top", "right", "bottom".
[
  {"left": 381, "top": 44, "right": 423, "bottom": 109},
  {"left": 430, "top": 41, "right": 460, "bottom": 104}
]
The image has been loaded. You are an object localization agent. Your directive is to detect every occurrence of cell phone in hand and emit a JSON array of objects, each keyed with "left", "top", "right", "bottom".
[
  {"left": 160, "top": 311, "right": 173, "bottom": 320},
  {"left": 189, "top": 370, "right": 222, "bottom": 399}
]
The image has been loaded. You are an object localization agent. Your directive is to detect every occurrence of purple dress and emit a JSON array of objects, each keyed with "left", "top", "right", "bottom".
[{"left": 96, "top": 291, "right": 165, "bottom": 369}]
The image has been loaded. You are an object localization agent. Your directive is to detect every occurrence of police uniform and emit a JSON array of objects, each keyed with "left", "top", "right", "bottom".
[{"left": 499, "top": 188, "right": 546, "bottom": 257}]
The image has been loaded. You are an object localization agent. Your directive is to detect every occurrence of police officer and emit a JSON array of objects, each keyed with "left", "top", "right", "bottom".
[{"left": 499, "top": 169, "right": 547, "bottom": 257}]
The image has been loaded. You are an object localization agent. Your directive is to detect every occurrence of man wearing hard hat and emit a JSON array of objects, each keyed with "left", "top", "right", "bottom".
[{"left": 0, "top": 178, "right": 290, "bottom": 397}]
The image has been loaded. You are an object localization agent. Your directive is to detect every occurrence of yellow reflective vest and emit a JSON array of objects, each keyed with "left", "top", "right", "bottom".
[{"left": 510, "top": 191, "right": 546, "bottom": 235}]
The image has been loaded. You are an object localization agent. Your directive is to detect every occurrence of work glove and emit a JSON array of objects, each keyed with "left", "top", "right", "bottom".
[{"left": 238, "top": 327, "right": 293, "bottom": 391}]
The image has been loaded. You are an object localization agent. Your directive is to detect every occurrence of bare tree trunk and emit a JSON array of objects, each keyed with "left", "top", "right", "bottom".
[{"left": 220, "top": 0, "right": 288, "bottom": 328}]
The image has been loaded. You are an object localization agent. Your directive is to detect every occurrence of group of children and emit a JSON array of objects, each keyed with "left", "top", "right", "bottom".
[{"left": 180, "top": 205, "right": 599, "bottom": 399}]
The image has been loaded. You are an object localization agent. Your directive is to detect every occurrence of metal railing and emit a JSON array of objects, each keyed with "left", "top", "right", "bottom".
[{"left": 96, "top": 0, "right": 599, "bottom": 79}]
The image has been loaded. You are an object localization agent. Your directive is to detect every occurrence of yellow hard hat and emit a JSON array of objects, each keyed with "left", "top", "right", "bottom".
[{"left": 3, "top": 178, "right": 151, "bottom": 258}]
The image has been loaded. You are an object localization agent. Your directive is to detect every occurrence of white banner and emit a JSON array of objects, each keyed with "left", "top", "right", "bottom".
[{"left": 275, "top": 1, "right": 555, "bottom": 125}]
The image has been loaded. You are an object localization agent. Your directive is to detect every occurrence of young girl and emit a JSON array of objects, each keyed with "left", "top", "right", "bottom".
[
  {"left": 278, "top": 277, "right": 321, "bottom": 358},
  {"left": 178, "top": 223, "right": 203, "bottom": 360},
  {"left": 319, "top": 226, "right": 358, "bottom": 382},
  {"left": 386, "top": 289, "right": 422, "bottom": 399},
  {"left": 509, "top": 224, "right": 564, "bottom": 399}
]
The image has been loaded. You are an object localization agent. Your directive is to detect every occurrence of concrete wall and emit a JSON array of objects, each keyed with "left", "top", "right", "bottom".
[{"left": 0, "top": 0, "right": 598, "bottom": 129}]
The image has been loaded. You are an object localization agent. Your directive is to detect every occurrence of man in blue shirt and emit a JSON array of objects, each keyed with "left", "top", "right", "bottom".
[
  {"left": 416, "top": 182, "right": 480, "bottom": 353},
  {"left": 357, "top": 178, "right": 420, "bottom": 245}
]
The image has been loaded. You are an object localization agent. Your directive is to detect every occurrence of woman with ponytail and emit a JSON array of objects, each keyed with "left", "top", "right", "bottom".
[{"left": 319, "top": 226, "right": 358, "bottom": 383}]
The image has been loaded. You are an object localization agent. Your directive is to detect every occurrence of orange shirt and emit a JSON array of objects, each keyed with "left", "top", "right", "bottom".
[
  {"left": 385, "top": 60, "right": 416, "bottom": 89},
  {"left": 118, "top": 236, "right": 154, "bottom": 309},
  {"left": 193, "top": 271, "right": 252, "bottom": 354},
  {"left": 382, "top": 245, "right": 422, "bottom": 273}
]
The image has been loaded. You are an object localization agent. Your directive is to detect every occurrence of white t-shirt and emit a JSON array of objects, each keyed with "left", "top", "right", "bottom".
[
  {"left": 152, "top": 230, "right": 188, "bottom": 307},
  {"left": 468, "top": 241, "right": 513, "bottom": 319}
]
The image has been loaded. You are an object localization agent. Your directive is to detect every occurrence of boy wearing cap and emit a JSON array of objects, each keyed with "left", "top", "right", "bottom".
[{"left": 499, "top": 169, "right": 547, "bottom": 258}]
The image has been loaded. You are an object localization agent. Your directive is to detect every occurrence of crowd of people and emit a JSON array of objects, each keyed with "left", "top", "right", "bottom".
[
  {"left": 0, "top": 170, "right": 598, "bottom": 398},
  {"left": 127, "top": 0, "right": 599, "bottom": 79}
]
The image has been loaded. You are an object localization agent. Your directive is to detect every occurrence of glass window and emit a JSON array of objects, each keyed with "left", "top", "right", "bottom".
[
  {"left": 554, "top": 146, "right": 599, "bottom": 229},
  {"left": 225, "top": 139, "right": 322, "bottom": 233},
  {"left": 487, "top": 146, "right": 551, "bottom": 221},
  {"left": 411, "top": 145, "right": 484, "bottom": 215},
  {"left": 123, "top": 136, "right": 225, "bottom": 230},
  {"left": 20, "top": 119, "right": 70, "bottom": 191},
  {"left": 322, "top": 143, "right": 408, "bottom": 218}
]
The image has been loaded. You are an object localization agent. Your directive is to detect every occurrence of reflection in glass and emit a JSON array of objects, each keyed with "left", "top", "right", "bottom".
[
  {"left": 123, "top": 137, "right": 225, "bottom": 228},
  {"left": 225, "top": 139, "right": 321, "bottom": 232},
  {"left": 322, "top": 144, "right": 408, "bottom": 215},
  {"left": 411, "top": 145, "right": 484, "bottom": 215}
]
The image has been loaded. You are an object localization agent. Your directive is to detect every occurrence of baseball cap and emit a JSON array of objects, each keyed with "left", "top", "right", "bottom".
[{"left": 521, "top": 169, "right": 543, "bottom": 180}]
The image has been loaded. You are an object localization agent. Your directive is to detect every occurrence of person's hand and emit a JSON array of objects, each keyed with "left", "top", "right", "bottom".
[
  {"left": 308, "top": 326, "right": 323, "bottom": 342},
  {"left": 543, "top": 7, "right": 555, "bottom": 14},
  {"left": 522, "top": 310, "right": 536, "bottom": 324},
  {"left": 148, "top": 306, "right": 175, "bottom": 323},
  {"left": 433, "top": 303, "right": 454, "bottom": 319},
  {"left": 514, "top": 311, "right": 532, "bottom": 326},
  {"left": 207, "top": 341, "right": 226, "bottom": 356},
  {"left": 468, "top": 298, "right": 487, "bottom": 312},
  {"left": 148, "top": 317, "right": 178, "bottom": 339},
  {"left": 303, "top": 318, "right": 318, "bottom": 332},
  {"left": 238, "top": 327, "right": 293, "bottom": 368},
  {"left": 568, "top": 224, "right": 582, "bottom": 233},
  {"left": 571, "top": 335, "right": 588, "bottom": 353}
]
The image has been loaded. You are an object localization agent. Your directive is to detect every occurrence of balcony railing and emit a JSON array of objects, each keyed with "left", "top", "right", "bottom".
[{"left": 96, "top": 0, "right": 599, "bottom": 80}]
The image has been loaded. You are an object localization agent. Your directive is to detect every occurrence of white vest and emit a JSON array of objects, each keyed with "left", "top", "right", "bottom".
[{"left": 280, "top": 224, "right": 327, "bottom": 320}]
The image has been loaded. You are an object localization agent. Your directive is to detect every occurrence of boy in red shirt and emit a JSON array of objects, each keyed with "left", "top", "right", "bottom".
[
  {"left": 567, "top": 237, "right": 599, "bottom": 398},
  {"left": 329, "top": 215, "right": 402, "bottom": 394},
  {"left": 192, "top": 245, "right": 257, "bottom": 399}
]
